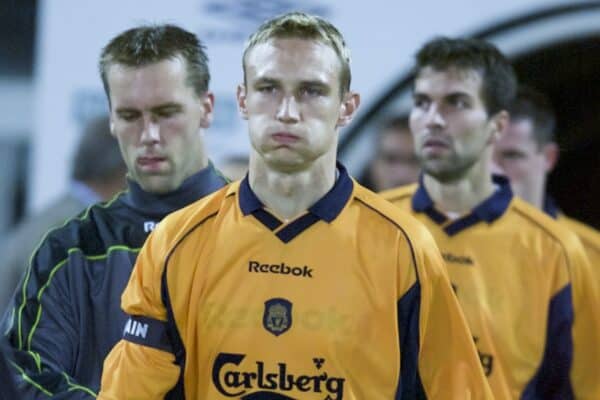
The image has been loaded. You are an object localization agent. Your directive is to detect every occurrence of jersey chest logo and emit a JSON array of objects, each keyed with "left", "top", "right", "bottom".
[{"left": 264, "top": 298, "right": 292, "bottom": 336}]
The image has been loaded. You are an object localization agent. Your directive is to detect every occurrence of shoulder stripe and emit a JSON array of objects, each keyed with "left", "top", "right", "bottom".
[
  {"left": 512, "top": 207, "right": 574, "bottom": 276},
  {"left": 17, "top": 246, "right": 141, "bottom": 352},
  {"left": 161, "top": 210, "right": 220, "bottom": 399},
  {"left": 14, "top": 194, "right": 125, "bottom": 350},
  {"left": 354, "top": 198, "right": 420, "bottom": 283}
]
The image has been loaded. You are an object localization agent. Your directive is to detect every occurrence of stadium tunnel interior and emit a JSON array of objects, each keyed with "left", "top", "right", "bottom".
[{"left": 339, "top": 2, "right": 600, "bottom": 229}]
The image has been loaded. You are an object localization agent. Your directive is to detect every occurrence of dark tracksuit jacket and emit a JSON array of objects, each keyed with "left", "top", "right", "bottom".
[{"left": 0, "top": 164, "right": 227, "bottom": 399}]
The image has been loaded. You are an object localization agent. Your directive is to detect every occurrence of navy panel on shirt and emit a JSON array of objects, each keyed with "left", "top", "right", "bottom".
[
  {"left": 396, "top": 282, "right": 427, "bottom": 400},
  {"left": 521, "top": 285, "right": 574, "bottom": 400}
]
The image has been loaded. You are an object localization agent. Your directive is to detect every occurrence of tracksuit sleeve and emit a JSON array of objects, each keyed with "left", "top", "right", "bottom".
[
  {"left": 98, "top": 229, "right": 180, "bottom": 400},
  {"left": 0, "top": 240, "right": 97, "bottom": 399},
  {"left": 399, "top": 229, "right": 494, "bottom": 399}
]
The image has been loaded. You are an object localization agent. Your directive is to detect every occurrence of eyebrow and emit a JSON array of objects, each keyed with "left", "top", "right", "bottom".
[
  {"left": 446, "top": 92, "right": 472, "bottom": 100},
  {"left": 114, "top": 102, "right": 182, "bottom": 113},
  {"left": 150, "top": 103, "right": 183, "bottom": 113}
]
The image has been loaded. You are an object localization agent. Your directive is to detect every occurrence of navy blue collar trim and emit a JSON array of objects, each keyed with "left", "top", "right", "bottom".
[
  {"left": 122, "top": 162, "right": 228, "bottom": 218},
  {"left": 412, "top": 174, "right": 513, "bottom": 236},
  {"left": 543, "top": 195, "right": 559, "bottom": 219},
  {"left": 239, "top": 162, "right": 354, "bottom": 243}
]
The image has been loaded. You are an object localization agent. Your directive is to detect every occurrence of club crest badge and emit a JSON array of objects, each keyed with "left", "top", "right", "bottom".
[{"left": 263, "top": 298, "right": 292, "bottom": 336}]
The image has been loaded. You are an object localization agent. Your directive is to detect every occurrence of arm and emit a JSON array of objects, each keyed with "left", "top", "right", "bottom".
[
  {"left": 1, "top": 238, "right": 97, "bottom": 400},
  {"left": 98, "top": 229, "right": 180, "bottom": 400},
  {"left": 400, "top": 229, "right": 493, "bottom": 400},
  {"left": 565, "top": 234, "right": 600, "bottom": 399}
]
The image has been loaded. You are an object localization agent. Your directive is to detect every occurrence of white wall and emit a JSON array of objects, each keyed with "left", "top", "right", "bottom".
[{"left": 29, "top": 0, "right": 568, "bottom": 211}]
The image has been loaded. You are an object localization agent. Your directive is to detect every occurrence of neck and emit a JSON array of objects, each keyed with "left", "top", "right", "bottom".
[
  {"left": 249, "top": 152, "right": 336, "bottom": 221},
  {"left": 515, "top": 179, "right": 546, "bottom": 210},
  {"left": 424, "top": 153, "right": 495, "bottom": 215}
]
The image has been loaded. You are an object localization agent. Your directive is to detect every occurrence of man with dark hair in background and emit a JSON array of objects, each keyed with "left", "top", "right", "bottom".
[
  {"left": 494, "top": 86, "right": 600, "bottom": 399},
  {"left": 383, "top": 37, "right": 598, "bottom": 398},
  {"left": 364, "top": 114, "right": 419, "bottom": 191},
  {"left": 0, "top": 115, "right": 126, "bottom": 311},
  {"left": 0, "top": 24, "right": 227, "bottom": 398}
]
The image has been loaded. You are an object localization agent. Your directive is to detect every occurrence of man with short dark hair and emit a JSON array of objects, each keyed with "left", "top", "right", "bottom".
[
  {"left": 383, "top": 37, "right": 596, "bottom": 398},
  {"left": 99, "top": 13, "right": 492, "bottom": 399},
  {"left": 1, "top": 24, "right": 227, "bottom": 398},
  {"left": 494, "top": 86, "right": 600, "bottom": 399},
  {"left": 366, "top": 115, "right": 420, "bottom": 191}
]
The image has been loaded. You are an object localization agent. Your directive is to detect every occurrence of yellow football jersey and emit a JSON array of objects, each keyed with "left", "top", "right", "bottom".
[
  {"left": 99, "top": 167, "right": 492, "bottom": 399},
  {"left": 382, "top": 175, "right": 594, "bottom": 400},
  {"left": 544, "top": 198, "right": 600, "bottom": 399}
]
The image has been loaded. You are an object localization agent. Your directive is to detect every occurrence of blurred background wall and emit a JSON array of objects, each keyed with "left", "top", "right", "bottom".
[{"left": 1, "top": 0, "right": 598, "bottom": 237}]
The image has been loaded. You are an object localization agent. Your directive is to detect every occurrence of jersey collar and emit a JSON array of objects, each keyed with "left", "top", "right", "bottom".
[
  {"left": 122, "top": 161, "right": 228, "bottom": 218},
  {"left": 238, "top": 162, "right": 354, "bottom": 243},
  {"left": 412, "top": 174, "right": 513, "bottom": 236}
]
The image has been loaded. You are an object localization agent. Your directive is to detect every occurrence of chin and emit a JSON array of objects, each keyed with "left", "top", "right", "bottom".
[{"left": 138, "top": 176, "right": 177, "bottom": 194}]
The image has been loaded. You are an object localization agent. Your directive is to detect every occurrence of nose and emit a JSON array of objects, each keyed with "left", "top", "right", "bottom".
[
  {"left": 276, "top": 95, "right": 300, "bottom": 123},
  {"left": 140, "top": 116, "right": 160, "bottom": 144},
  {"left": 423, "top": 103, "right": 446, "bottom": 129}
]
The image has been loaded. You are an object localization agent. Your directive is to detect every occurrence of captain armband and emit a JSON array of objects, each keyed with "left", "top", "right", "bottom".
[{"left": 122, "top": 315, "right": 173, "bottom": 353}]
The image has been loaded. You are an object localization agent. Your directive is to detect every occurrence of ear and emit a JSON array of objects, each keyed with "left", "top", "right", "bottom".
[
  {"left": 542, "top": 142, "right": 559, "bottom": 173},
  {"left": 236, "top": 84, "right": 249, "bottom": 120},
  {"left": 488, "top": 110, "right": 509, "bottom": 143},
  {"left": 199, "top": 91, "right": 215, "bottom": 128},
  {"left": 336, "top": 91, "right": 360, "bottom": 128}
]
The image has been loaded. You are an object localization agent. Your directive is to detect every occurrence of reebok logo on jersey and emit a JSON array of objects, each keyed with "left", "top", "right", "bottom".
[
  {"left": 212, "top": 352, "right": 345, "bottom": 399},
  {"left": 442, "top": 252, "right": 474, "bottom": 265},
  {"left": 249, "top": 261, "right": 313, "bottom": 278}
]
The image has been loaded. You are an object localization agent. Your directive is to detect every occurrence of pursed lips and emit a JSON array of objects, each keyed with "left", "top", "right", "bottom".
[
  {"left": 136, "top": 154, "right": 168, "bottom": 167},
  {"left": 271, "top": 132, "right": 301, "bottom": 144},
  {"left": 423, "top": 136, "right": 450, "bottom": 148}
]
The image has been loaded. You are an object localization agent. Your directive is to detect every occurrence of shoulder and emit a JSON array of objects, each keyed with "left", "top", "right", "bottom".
[
  {"left": 558, "top": 215, "right": 600, "bottom": 252},
  {"left": 24, "top": 195, "right": 129, "bottom": 272},
  {"left": 379, "top": 183, "right": 418, "bottom": 204},
  {"left": 510, "top": 198, "right": 585, "bottom": 257},
  {"left": 150, "top": 183, "right": 234, "bottom": 247},
  {"left": 352, "top": 182, "right": 435, "bottom": 246}
]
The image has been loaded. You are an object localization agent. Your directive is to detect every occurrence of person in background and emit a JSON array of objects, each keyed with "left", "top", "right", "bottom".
[
  {"left": 493, "top": 85, "right": 600, "bottom": 398},
  {"left": 99, "top": 12, "right": 492, "bottom": 399},
  {"left": 382, "top": 36, "right": 598, "bottom": 399},
  {"left": 0, "top": 115, "right": 126, "bottom": 311},
  {"left": 0, "top": 24, "right": 227, "bottom": 399},
  {"left": 364, "top": 114, "right": 420, "bottom": 191}
]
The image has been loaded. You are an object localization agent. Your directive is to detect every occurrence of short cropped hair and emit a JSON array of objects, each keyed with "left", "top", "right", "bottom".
[
  {"left": 242, "top": 12, "right": 351, "bottom": 96},
  {"left": 414, "top": 37, "right": 517, "bottom": 115},
  {"left": 72, "top": 115, "right": 125, "bottom": 182},
  {"left": 508, "top": 86, "right": 556, "bottom": 146},
  {"left": 99, "top": 24, "right": 210, "bottom": 103}
]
